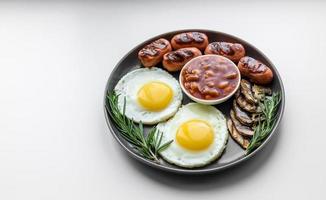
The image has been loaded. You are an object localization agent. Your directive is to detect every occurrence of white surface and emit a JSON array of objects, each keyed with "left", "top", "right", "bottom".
[{"left": 0, "top": 1, "right": 325, "bottom": 199}]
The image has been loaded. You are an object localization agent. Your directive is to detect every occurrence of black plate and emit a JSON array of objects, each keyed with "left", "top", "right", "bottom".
[{"left": 104, "top": 29, "right": 285, "bottom": 174}]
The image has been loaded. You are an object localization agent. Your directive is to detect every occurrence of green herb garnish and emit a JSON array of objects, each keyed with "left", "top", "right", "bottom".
[
  {"left": 106, "top": 92, "right": 173, "bottom": 162},
  {"left": 247, "top": 92, "right": 281, "bottom": 153}
]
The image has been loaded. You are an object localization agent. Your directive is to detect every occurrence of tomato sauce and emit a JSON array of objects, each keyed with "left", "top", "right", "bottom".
[{"left": 182, "top": 55, "right": 240, "bottom": 100}]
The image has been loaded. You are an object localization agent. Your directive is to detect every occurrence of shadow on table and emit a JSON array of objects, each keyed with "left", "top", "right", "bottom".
[{"left": 121, "top": 122, "right": 284, "bottom": 191}]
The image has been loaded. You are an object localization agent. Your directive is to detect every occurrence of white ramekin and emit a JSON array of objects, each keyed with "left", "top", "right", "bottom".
[{"left": 179, "top": 55, "right": 241, "bottom": 105}]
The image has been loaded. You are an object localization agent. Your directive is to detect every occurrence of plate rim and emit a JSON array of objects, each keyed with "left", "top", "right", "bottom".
[{"left": 103, "top": 29, "right": 286, "bottom": 174}]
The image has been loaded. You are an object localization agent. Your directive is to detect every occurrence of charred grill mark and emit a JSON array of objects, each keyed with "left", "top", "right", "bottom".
[
  {"left": 210, "top": 42, "right": 235, "bottom": 55},
  {"left": 166, "top": 49, "right": 194, "bottom": 62},
  {"left": 153, "top": 40, "right": 168, "bottom": 49},
  {"left": 139, "top": 47, "right": 159, "bottom": 57},
  {"left": 175, "top": 32, "right": 205, "bottom": 44},
  {"left": 139, "top": 39, "right": 169, "bottom": 57},
  {"left": 241, "top": 57, "right": 267, "bottom": 73},
  {"left": 191, "top": 32, "right": 205, "bottom": 43},
  {"left": 176, "top": 33, "right": 192, "bottom": 43}
]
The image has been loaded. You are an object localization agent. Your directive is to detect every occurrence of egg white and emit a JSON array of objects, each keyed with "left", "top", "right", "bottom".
[
  {"left": 114, "top": 67, "right": 183, "bottom": 125},
  {"left": 157, "top": 103, "right": 229, "bottom": 168}
]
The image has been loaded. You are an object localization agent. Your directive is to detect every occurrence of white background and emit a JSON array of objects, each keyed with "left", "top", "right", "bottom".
[{"left": 0, "top": 0, "right": 325, "bottom": 199}]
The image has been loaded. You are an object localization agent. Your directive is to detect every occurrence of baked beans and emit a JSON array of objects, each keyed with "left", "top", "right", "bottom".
[{"left": 181, "top": 55, "right": 240, "bottom": 100}]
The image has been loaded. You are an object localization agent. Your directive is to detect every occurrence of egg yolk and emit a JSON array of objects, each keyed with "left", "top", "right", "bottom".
[
  {"left": 176, "top": 119, "right": 214, "bottom": 151},
  {"left": 137, "top": 81, "right": 173, "bottom": 111}
]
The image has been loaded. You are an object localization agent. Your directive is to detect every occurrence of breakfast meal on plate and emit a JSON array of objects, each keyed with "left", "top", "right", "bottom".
[
  {"left": 163, "top": 47, "right": 202, "bottom": 72},
  {"left": 138, "top": 38, "right": 172, "bottom": 67},
  {"left": 171, "top": 32, "right": 209, "bottom": 51},
  {"left": 238, "top": 56, "right": 274, "bottom": 84},
  {"left": 181, "top": 55, "right": 240, "bottom": 100},
  {"left": 156, "top": 103, "right": 228, "bottom": 168},
  {"left": 204, "top": 42, "right": 245, "bottom": 62},
  {"left": 106, "top": 30, "right": 282, "bottom": 169},
  {"left": 114, "top": 67, "right": 182, "bottom": 125}
]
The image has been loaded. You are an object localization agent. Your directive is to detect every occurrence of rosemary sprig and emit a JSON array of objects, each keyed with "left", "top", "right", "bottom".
[
  {"left": 247, "top": 92, "right": 281, "bottom": 153},
  {"left": 106, "top": 91, "right": 173, "bottom": 162}
]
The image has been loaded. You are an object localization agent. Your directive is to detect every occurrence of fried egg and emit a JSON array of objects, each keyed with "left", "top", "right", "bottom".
[
  {"left": 114, "top": 67, "right": 183, "bottom": 125},
  {"left": 157, "top": 103, "right": 228, "bottom": 168}
]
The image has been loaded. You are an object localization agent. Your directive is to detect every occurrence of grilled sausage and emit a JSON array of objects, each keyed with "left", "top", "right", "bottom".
[
  {"left": 204, "top": 42, "right": 245, "bottom": 62},
  {"left": 138, "top": 38, "right": 172, "bottom": 67},
  {"left": 162, "top": 47, "right": 202, "bottom": 72},
  {"left": 238, "top": 56, "right": 274, "bottom": 85},
  {"left": 171, "top": 32, "right": 208, "bottom": 51}
]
